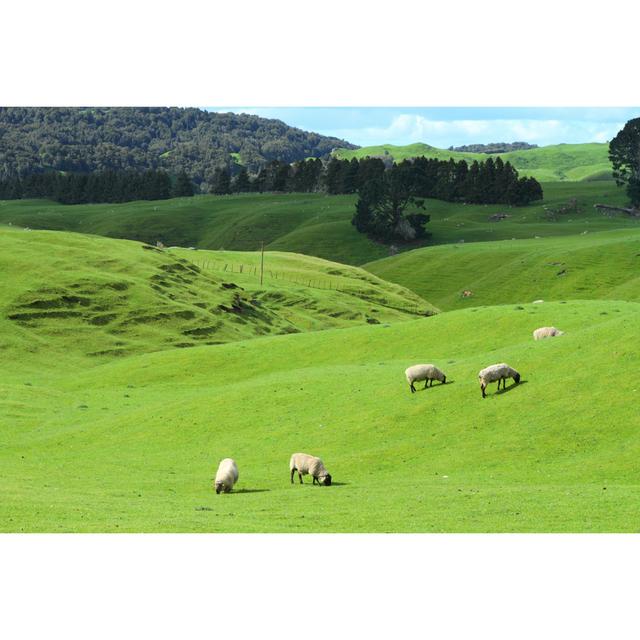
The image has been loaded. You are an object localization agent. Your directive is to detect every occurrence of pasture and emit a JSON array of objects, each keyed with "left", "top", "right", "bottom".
[
  {"left": 2, "top": 293, "right": 639, "bottom": 532},
  {"left": 1, "top": 176, "right": 639, "bottom": 532},
  {"left": 333, "top": 142, "right": 612, "bottom": 182},
  {"left": 0, "top": 180, "right": 634, "bottom": 265}
]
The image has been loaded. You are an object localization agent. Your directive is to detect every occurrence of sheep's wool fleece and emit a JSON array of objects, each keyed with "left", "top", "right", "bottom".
[
  {"left": 533, "top": 326, "right": 563, "bottom": 340},
  {"left": 405, "top": 364, "right": 444, "bottom": 383},
  {"left": 478, "top": 363, "right": 511, "bottom": 383},
  {"left": 215, "top": 458, "right": 239, "bottom": 487},
  {"left": 290, "top": 453, "right": 327, "bottom": 477}
]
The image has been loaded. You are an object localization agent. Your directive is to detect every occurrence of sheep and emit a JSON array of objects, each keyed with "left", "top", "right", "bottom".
[
  {"left": 405, "top": 364, "right": 447, "bottom": 393},
  {"left": 533, "top": 326, "right": 564, "bottom": 340},
  {"left": 478, "top": 363, "right": 521, "bottom": 398},
  {"left": 290, "top": 453, "right": 332, "bottom": 486},
  {"left": 214, "top": 458, "right": 239, "bottom": 494}
]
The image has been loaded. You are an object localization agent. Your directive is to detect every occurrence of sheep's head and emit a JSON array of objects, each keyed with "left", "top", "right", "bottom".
[
  {"left": 321, "top": 474, "right": 332, "bottom": 486},
  {"left": 513, "top": 372, "right": 521, "bottom": 384},
  {"left": 442, "top": 375, "right": 447, "bottom": 384},
  {"left": 215, "top": 482, "right": 223, "bottom": 494}
]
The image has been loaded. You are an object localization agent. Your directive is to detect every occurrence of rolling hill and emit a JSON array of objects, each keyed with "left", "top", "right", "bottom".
[
  {"left": 364, "top": 228, "right": 640, "bottom": 311},
  {"left": 2, "top": 294, "right": 639, "bottom": 532},
  {"left": 0, "top": 107, "right": 357, "bottom": 185},
  {"left": 0, "top": 227, "right": 433, "bottom": 366},
  {"left": 0, "top": 180, "right": 635, "bottom": 265},
  {"left": 333, "top": 142, "right": 612, "bottom": 182}
]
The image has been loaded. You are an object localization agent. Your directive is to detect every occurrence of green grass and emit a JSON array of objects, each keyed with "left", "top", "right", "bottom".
[
  {"left": 2, "top": 188, "right": 640, "bottom": 532},
  {"left": 2, "top": 296, "right": 639, "bottom": 532},
  {"left": 0, "top": 227, "right": 433, "bottom": 366},
  {"left": 0, "top": 181, "right": 634, "bottom": 265},
  {"left": 333, "top": 142, "right": 612, "bottom": 182},
  {"left": 364, "top": 228, "right": 640, "bottom": 311}
]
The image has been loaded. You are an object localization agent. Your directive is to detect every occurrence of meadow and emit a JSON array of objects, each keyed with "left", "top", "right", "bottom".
[
  {"left": 333, "top": 142, "right": 612, "bottom": 182},
  {"left": 2, "top": 291, "right": 639, "bottom": 532},
  {"left": 1, "top": 172, "right": 639, "bottom": 532},
  {"left": 365, "top": 228, "right": 640, "bottom": 310},
  {"left": 0, "top": 180, "right": 633, "bottom": 266}
]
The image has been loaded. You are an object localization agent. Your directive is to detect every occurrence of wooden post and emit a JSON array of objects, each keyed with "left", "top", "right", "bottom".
[{"left": 260, "top": 241, "right": 264, "bottom": 286}]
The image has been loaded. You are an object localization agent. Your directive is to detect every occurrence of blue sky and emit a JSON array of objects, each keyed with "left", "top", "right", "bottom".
[{"left": 208, "top": 107, "right": 640, "bottom": 148}]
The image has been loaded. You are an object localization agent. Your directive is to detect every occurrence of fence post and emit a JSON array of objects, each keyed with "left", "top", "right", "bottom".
[{"left": 260, "top": 241, "right": 264, "bottom": 286}]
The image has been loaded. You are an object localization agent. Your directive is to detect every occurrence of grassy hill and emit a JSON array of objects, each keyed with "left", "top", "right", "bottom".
[
  {"left": 364, "top": 228, "right": 640, "bottom": 311},
  {"left": 0, "top": 180, "right": 635, "bottom": 265},
  {"left": 333, "top": 142, "right": 612, "bottom": 182},
  {"left": 2, "top": 297, "right": 639, "bottom": 532},
  {"left": 0, "top": 227, "right": 433, "bottom": 366}
]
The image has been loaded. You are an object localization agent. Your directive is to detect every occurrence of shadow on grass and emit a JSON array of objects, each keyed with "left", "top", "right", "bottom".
[
  {"left": 234, "top": 488, "right": 271, "bottom": 494},
  {"left": 415, "top": 381, "right": 453, "bottom": 392},
  {"left": 494, "top": 380, "right": 528, "bottom": 396}
]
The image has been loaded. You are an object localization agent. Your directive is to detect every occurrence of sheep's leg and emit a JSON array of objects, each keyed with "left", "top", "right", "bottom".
[
  {"left": 410, "top": 382, "right": 416, "bottom": 393},
  {"left": 424, "top": 380, "right": 429, "bottom": 389},
  {"left": 298, "top": 471, "right": 303, "bottom": 484},
  {"left": 312, "top": 476, "right": 317, "bottom": 485},
  {"left": 481, "top": 383, "right": 486, "bottom": 398},
  {"left": 290, "top": 468, "right": 295, "bottom": 484}
]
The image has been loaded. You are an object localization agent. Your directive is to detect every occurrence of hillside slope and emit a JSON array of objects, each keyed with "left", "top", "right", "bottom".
[
  {"left": 0, "top": 107, "right": 357, "bottom": 183},
  {"left": 0, "top": 181, "right": 635, "bottom": 265},
  {"left": 333, "top": 142, "right": 611, "bottom": 182},
  {"left": 2, "top": 300, "right": 639, "bottom": 532},
  {"left": 364, "top": 229, "right": 640, "bottom": 310},
  {"left": 0, "top": 227, "right": 433, "bottom": 365}
]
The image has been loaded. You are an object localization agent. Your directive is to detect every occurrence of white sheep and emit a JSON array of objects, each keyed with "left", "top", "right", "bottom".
[
  {"left": 214, "top": 458, "right": 239, "bottom": 494},
  {"left": 290, "top": 453, "right": 332, "bottom": 486},
  {"left": 478, "top": 363, "right": 521, "bottom": 398},
  {"left": 405, "top": 364, "right": 447, "bottom": 393},
  {"left": 533, "top": 326, "right": 564, "bottom": 340}
]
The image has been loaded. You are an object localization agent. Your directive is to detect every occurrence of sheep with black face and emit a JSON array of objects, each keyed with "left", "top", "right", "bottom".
[
  {"left": 290, "top": 453, "right": 332, "bottom": 486},
  {"left": 478, "top": 363, "right": 521, "bottom": 398},
  {"left": 214, "top": 458, "right": 239, "bottom": 494},
  {"left": 405, "top": 364, "right": 447, "bottom": 393}
]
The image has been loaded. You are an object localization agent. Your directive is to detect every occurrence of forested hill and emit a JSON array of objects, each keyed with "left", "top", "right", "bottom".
[{"left": 0, "top": 107, "right": 357, "bottom": 186}]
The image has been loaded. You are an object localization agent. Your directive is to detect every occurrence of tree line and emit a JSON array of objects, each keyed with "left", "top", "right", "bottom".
[
  {"left": 208, "top": 155, "right": 543, "bottom": 205},
  {"left": 0, "top": 169, "right": 194, "bottom": 204}
]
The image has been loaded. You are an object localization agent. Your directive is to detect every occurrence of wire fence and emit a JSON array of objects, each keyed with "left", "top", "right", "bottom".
[
  {"left": 189, "top": 258, "right": 431, "bottom": 316},
  {"left": 192, "top": 259, "right": 350, "bottom": 292}
]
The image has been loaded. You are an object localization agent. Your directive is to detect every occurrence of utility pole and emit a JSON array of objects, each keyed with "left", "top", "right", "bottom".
[{"left": 260, "top": 241, "right": 264, "bottom": 286}]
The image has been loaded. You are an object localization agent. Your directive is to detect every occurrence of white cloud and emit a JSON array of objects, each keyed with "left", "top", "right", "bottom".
[{"left": 323, "top": 115, "right": 624, "bottom": 147}]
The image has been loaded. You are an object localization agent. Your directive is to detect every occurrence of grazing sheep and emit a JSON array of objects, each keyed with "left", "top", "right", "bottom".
[
  {"left": 533, "top": 326, "right": 564, "bottom": 340},
  {"left": 405, "top": 364, "right": 447, "bottom": 393},
  {"left": 214, "top": 458, "right": 239, "bottom": 494},
  {"left": 478, "top": 363, "right": 521, "bottom": 398},
  {"left": 290, "top": 453, "right": 332, "bottom": 486}
]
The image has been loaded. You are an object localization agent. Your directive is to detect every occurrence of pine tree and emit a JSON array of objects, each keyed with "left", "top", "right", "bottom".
[
  {"left": 211, "top": 167, "right": 231, "bottom": 195},
  {"left": 173, "top": 171, "right": 194, "bottom": 197},
  {"left": 232, "top": 167, "right": 251, "bottom": 192}
]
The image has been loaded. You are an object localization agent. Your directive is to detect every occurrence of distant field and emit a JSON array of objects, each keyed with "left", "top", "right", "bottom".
[
  {"left": 365, "top": 228, "right": 640, "bottom": 310},
  {"left": 333, "top": 142, "right": 612, "bottom": 182},
  {"left": 0, "top": 180, "right": 634, "bottom": 265}
]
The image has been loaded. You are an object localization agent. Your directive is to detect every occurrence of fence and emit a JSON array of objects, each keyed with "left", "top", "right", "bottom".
[{"left": 189, "top": 258, "right": 430, "bottom": 316}]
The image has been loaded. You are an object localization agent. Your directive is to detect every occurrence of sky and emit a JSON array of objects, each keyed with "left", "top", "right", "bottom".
[{"left": 208, "top": 107, "right": 640, "bottom": 148}]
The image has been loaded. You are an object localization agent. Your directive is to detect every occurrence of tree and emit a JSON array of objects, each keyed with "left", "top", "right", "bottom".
[
  {"left": 609, "top": 118, "right": 640, "bottom": 206},
  {"left": 211, "top": 167, "right": 231, "bottom": 195},
  {"left": 172, "top": 170, "right": 194, "bottom": 197},
  {"left": 352, "top": 165, "right": 430, "bottom": 242},
  {"left": 232, "top": 167, "right": 251, "bottom": 192}
]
